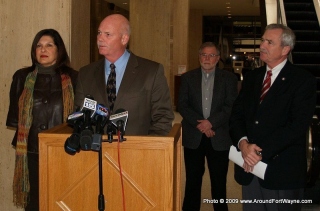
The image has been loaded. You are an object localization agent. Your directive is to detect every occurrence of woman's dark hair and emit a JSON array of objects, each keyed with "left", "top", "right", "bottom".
[{"left": 30, "top": 29, "right": 70, "bottom": 71}]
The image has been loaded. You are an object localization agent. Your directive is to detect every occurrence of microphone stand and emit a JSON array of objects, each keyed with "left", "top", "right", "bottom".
[
  {"left": 117, "top": 121, "right": 126, "bottom": 142},
  {"left": 98, "top": 139, "right": 105, "bottom": 211},
  {"left": 96, "top": 124, "right": 126, "bottom": 211},
  {"left": 105, "top": 122, "right": 127, "bottom": 142},
  {"left": 93, "top": 120, "right": 105, "bottom": 211}
]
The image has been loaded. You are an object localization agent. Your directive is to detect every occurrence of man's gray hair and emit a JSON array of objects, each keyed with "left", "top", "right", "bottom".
[
  {"left": 265, "top": 23, "right": 296, "bottom": 50},
  {"left": 199, "top": 42, "right": 221, "bottom": 55}
]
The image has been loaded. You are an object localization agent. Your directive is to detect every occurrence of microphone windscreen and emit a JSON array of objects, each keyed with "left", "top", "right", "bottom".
[
  {"left": 64, "top": 133, "right": 80, "bottom": 155},
  {"left": 80, "top": 129, "right": 93, "bottom": 150}
]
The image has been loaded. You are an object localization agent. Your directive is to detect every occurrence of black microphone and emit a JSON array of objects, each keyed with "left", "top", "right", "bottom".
[
  {"left": 80, "top": 95, "right": 97, "bottom": 150},
  {"left": 106, "top": 123, "right": 114, "bottom": 143},
  {"left": 109, "top": 109, "right": 128, "bottom": 141},
  {"left": 91, "top": 104, "right": 110, "bottom": 151},
  {"left": 64, "top": 111, "right": 84, "bottom": 155}
]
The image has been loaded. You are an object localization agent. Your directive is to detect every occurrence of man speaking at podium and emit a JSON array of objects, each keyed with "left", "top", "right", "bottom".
[{"left": 75, "top": 14, "right": 174, "bottom": 136}]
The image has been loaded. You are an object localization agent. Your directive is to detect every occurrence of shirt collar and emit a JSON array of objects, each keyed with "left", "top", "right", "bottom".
[
  {"left": 201, "top": 68, "right": 215, "bottom": 77},
  {"left": 265, "top": 59, "right": 287, "bottom": 84},
  {"left": 105, "top": 50, "right": 130, "bottom": 73},
  {"left": 267, "top": 59, "right": 287, "bottom": 75}
]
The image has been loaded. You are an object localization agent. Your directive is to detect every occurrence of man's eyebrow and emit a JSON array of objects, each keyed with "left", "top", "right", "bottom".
[{"left": 262, "top": 38, "right": 273, "bottom": 43}]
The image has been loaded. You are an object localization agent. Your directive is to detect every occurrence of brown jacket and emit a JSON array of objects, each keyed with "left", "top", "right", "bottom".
[
  {"left": 75, "top": 53, "right": 174, "bottom": 136},
  {"left": 6, "top": 66, "right": 78, "bottom": 153}
]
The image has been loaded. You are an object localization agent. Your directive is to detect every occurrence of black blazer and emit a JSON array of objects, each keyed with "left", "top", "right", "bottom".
[
  {"left": 229, "top": 61, "right": 317, "bottom": 189},
  {"left": 178, "top": 67, "right": 238, "bottom": 150}
]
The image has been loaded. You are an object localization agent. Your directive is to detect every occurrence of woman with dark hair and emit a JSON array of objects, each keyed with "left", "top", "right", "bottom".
[{"left": 6, "top": 29, "right": 78, "bottom": 211}]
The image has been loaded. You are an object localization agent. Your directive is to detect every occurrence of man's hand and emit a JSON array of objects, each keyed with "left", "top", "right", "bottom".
[
  {"left": 197, "top": 119, "right": 212, "bottom": 132},
  {"left": 204, "top": 129, "right": 215, "bottom": 137},
  {"left": 197, "top": 119, "right": 215, "bottom": 137},
  {"left": 239, "top": 139, "right": 262, "bottom": 172}
]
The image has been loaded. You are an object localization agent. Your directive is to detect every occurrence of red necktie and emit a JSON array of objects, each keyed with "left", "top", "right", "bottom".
[{"left": 260, "top": 70, "right": 272, "bottom": 102}]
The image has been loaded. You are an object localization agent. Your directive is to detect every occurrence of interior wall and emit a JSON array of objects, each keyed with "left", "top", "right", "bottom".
[
  {"left": 172, "top": 0, "right": 190, "bottom": 104},
  {"left": 129, "top": 0, "right": 189, "bottom": 105},
  {"left": 90, "top": 0, "right": 129, "bottom": 63},
  {"left": 188, "top": 9, "right": 203, "bottom": 71},
  {"left": 129, "top": 0, "right": 172, "bottom": 81},
  {"left": 0, "top": 0, "right": 89, "bottom": 210},
  {"left": 71, "top": 0, "right": 90, "bottom": 70}
]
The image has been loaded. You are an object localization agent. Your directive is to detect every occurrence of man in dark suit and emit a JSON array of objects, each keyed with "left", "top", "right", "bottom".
[
  {"left": 178, "top": 42, "right": 238, "bottom": 211},
  {"left": 229, "top": 24, "right": 316, "bottom": 211},
  {"left": 75, "top": 14, "right": 174, "bottom": 136}
]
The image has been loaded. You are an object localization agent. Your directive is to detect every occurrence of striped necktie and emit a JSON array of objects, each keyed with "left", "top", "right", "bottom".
[{"left": 260, "top": 70, "right": 272, "bottom": 102}]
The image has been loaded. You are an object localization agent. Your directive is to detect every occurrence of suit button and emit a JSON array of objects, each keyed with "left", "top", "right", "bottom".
[
  {"left": 42, "top": 98, "right": 48, "bottom": 104},
  {"left": 255, "top": 121, "right": 259, "bottom": 124},
  {"left": 40, "top": 124, "right": 47, "bottom": 130}
]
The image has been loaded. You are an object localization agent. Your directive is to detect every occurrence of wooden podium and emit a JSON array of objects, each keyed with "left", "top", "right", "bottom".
[{"left": 39, "top": 123, "right": 182, "bottom": 211}]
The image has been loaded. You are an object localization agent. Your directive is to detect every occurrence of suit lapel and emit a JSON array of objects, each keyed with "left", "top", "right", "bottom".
[
  {"left": 253, "top": 67, "right": 267, "bottom": 106},
  {"left": 195, "top": 69, "right": 203, "bottom": 110},
  {"left": 114, "top": 53, "right": 139, "bottom": 110},
  {"left": 94, "top": 59, "right": 109, "bottom": 106},
  {"left": 211, "top": 68, "right": 222, "bottom": 111},
  {"left": 261, "top": 62, "right": 291, "bottom": 103}
]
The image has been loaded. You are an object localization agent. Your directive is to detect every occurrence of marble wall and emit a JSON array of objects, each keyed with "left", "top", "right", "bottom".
[{"left": 0, "top": 0, "right": 89, "bottom": 210}]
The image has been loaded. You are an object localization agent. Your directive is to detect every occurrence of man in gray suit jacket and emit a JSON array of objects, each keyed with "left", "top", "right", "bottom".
[
  {"left": 75, "top": 14, "right": 174, "bottom": 136},
  {"left": 178, "top": 42, "right": 238, "bottom": 211}
]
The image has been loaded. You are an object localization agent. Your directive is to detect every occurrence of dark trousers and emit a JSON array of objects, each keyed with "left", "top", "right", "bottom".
[
  {"left": 182, "top": 135, "right": 229, "bottom": 211},
  {"left": 25, "top": 152, "right": 39, "bottom": 211},
  {"left": 242, "top": 176, "right": 304, "bottom": 211}
]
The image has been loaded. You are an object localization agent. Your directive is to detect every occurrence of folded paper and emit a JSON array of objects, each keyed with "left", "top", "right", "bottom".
[{"left": 229, "top": 145, "right": 267, "bottom": 180}]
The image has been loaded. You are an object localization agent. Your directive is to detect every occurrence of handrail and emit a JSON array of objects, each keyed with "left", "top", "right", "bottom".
[
  {"left": 278, "top": 0, "right": 287, "bottom": 25},
  {"left": 273, "top": 0, "right": 320, "bottom": 187},
  {"left": 313, "top": 0, "right": 320, "bottom": 27},
  {"left": 306, "top": 115, "right": 320, "bottom": 187},
  {"left": 277, "top": 0, "right": 293, "bottom": 62}
]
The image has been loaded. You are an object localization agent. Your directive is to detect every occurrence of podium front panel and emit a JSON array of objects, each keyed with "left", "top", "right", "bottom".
[{"left": 39, "top": 124, "right": 181, "bottom": 211}]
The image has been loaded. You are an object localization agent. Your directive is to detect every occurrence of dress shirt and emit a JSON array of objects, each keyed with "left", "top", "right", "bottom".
[
  {"left": 105, "top": 50, "right": 130, "bottom": 94},
  {"left": 201, "top": 69, "right": 215, "bottom": 119},
  {"left": 262, "top": 59, "right": 287, "bottom": 85}
]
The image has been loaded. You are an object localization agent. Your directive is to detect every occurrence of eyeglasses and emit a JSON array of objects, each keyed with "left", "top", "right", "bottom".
[{"left": 199, "top": 53, "right": 219, "bottom": 58}]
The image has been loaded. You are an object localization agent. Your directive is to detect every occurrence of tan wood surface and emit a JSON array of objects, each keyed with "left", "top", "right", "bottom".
[{"left": 39, "top": 123, "right": 181, "bottom": 211}]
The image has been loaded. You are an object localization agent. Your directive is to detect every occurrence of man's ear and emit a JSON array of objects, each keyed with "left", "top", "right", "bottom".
[
  {"left": 282, "top": 45, "right": 291, "bottom": 56},
  {"left": 121, "top": 34, "right": 129, "bottom": 45}
]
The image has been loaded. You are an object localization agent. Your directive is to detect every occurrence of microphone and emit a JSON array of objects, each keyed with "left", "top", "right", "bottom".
[
  {"left": 81, "top": 95, "right": 97, "bottom": 114},
  {"left": 92, "top": 104, "right": 110, "bottom": 132},
  {"left": 80, "top": 95, "right": 97, "bottom": 150},
  {"left": 106, "top": 123, "right": 114, "bottom": 143},
  {"left": 109, "top": 109, "right": 128, "bottom": 141},
  {"left": 66, "top": 111, "right": 84, "bottom": 125},
  {"left": 64, "top": 111, "right": 84, "bottom": 155},
  {"left": 91, "top": 104, "right": 110, "bottom": 151}
]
